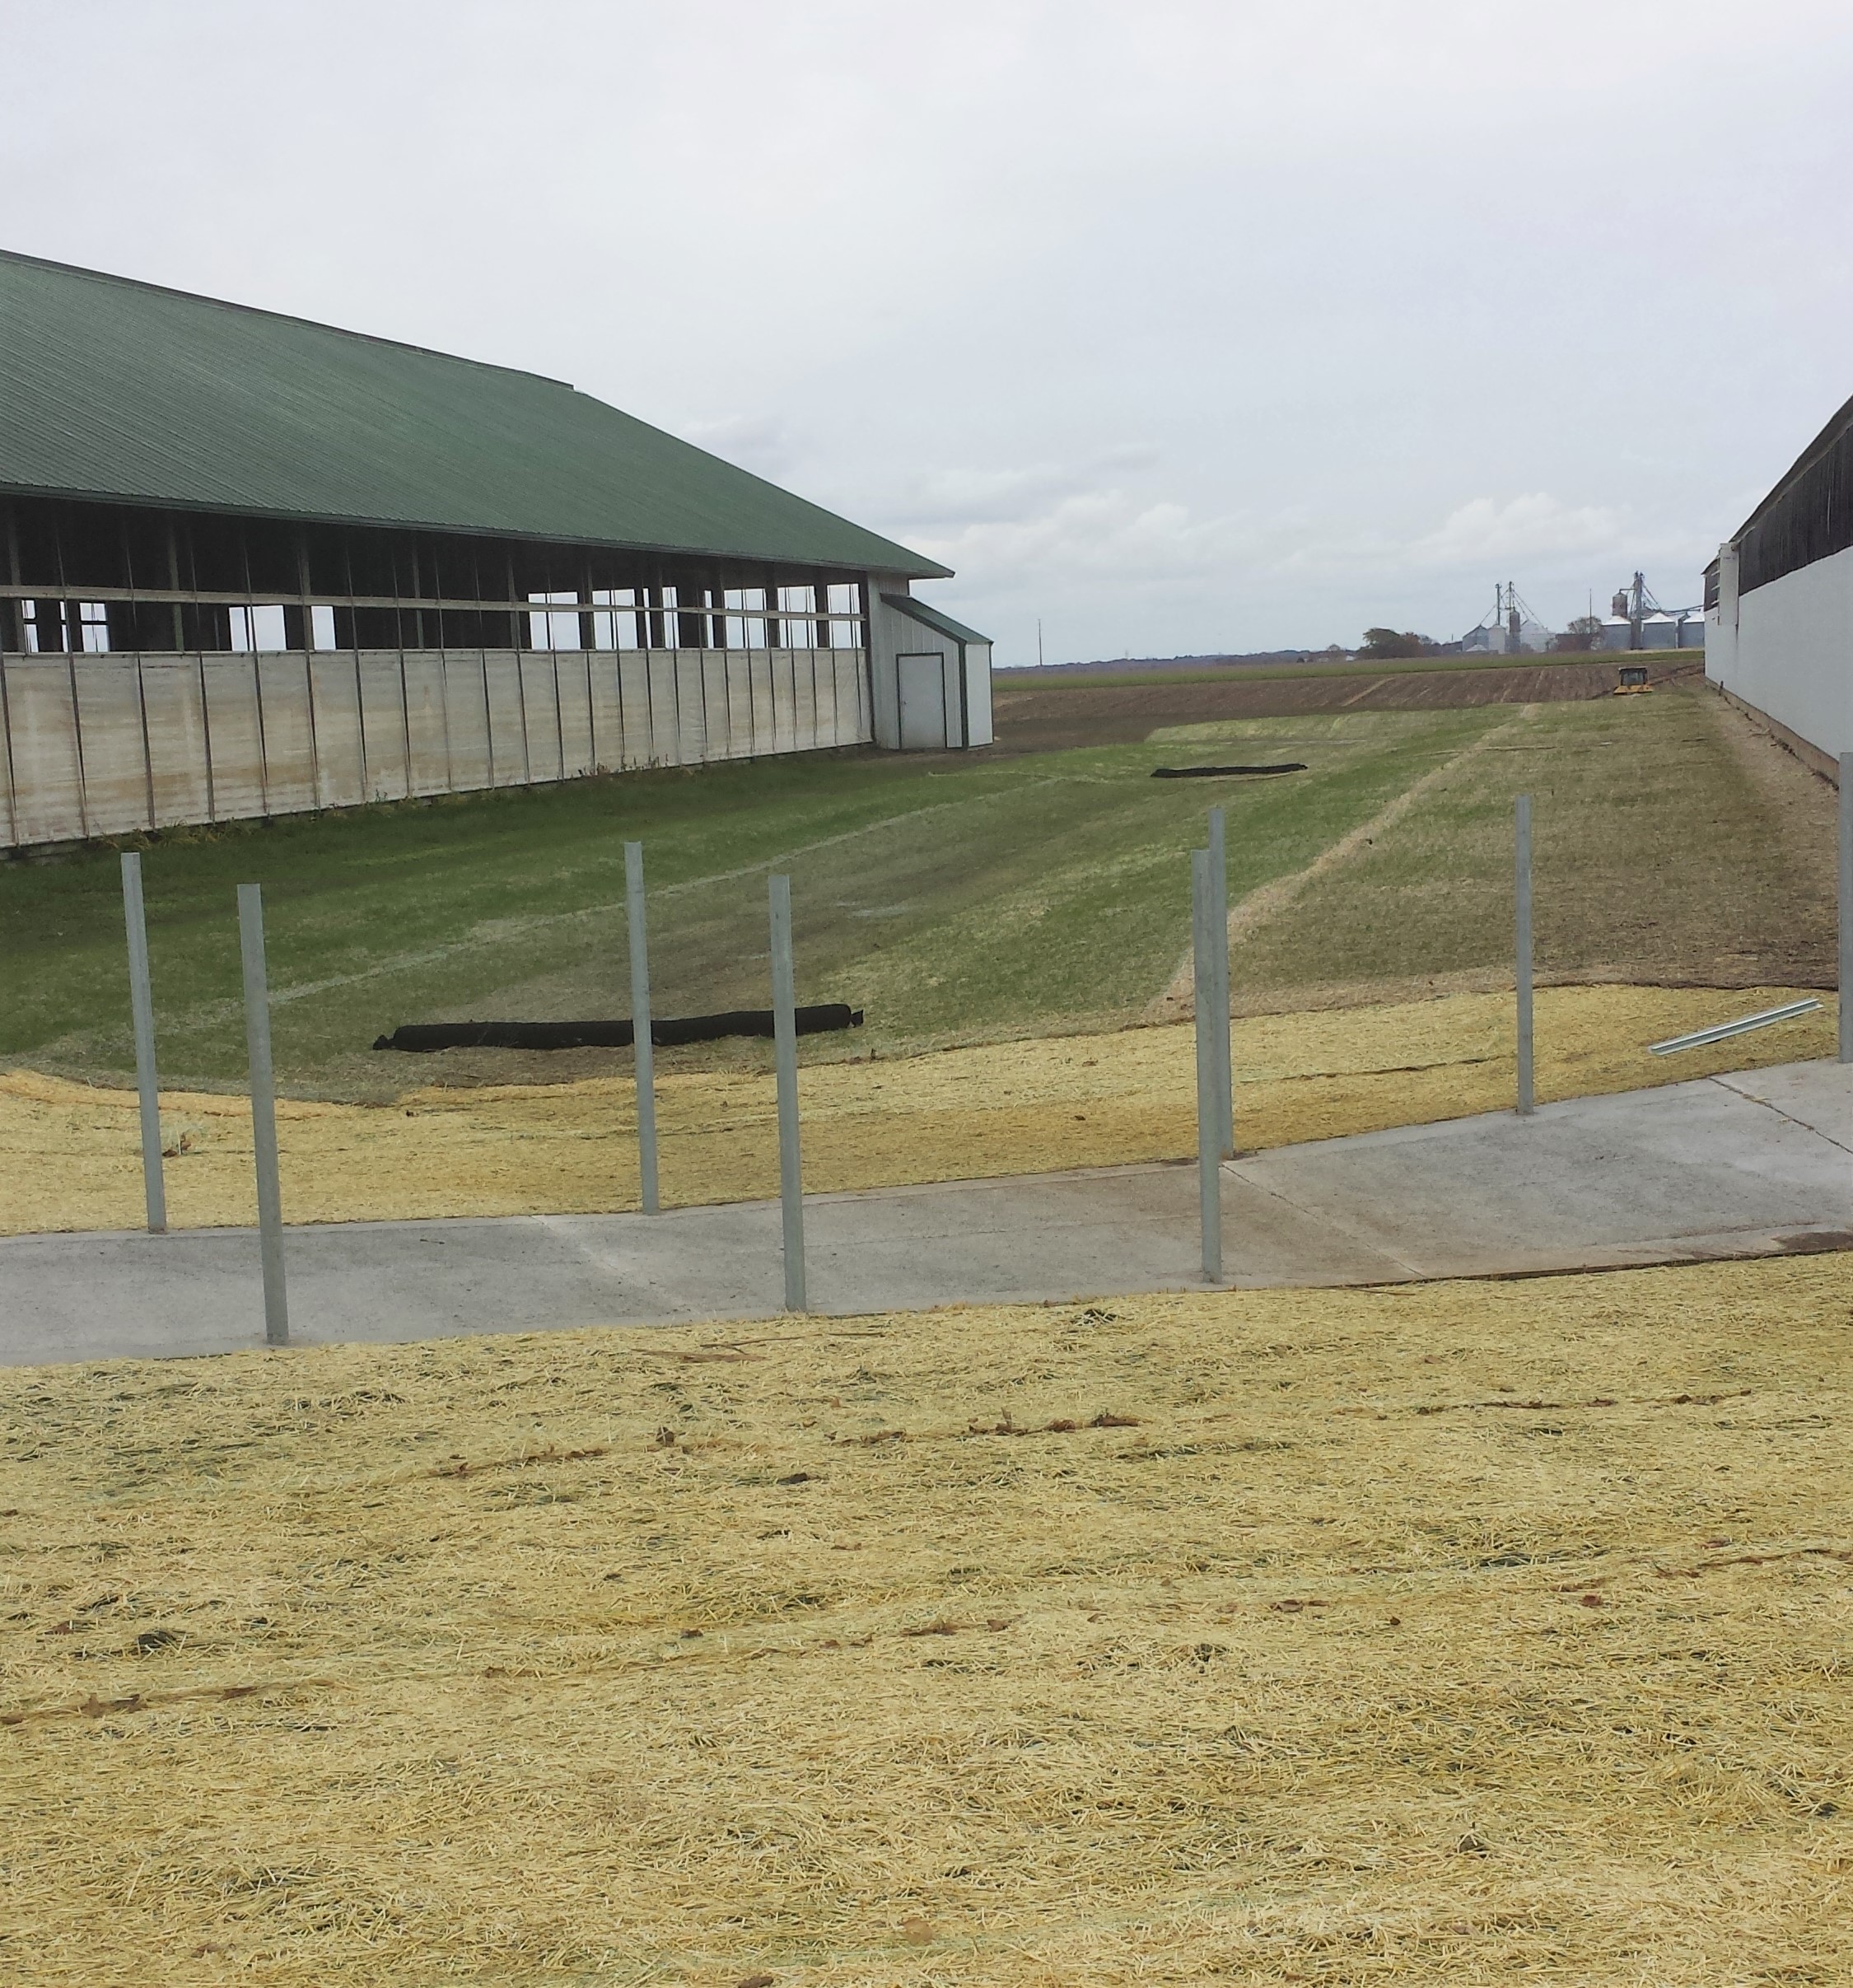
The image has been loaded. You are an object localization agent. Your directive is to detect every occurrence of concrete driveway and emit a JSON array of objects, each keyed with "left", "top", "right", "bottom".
[{"left": 1, "top": 1060, "right": 1846, "bottom": 1365}]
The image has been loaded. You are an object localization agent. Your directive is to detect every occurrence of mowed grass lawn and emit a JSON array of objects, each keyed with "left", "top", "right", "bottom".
[{"left": 0, "top": 684, "right": 1835, "bottom": 1101}]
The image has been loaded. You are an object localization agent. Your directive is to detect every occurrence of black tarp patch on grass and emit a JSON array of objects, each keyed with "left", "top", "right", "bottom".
[
  {"left": 375, "top": 1005, "right": 864, "bottom": 1053},
  {"left": 1150, "top": 763, "right": 1306, "bottom": 778}
]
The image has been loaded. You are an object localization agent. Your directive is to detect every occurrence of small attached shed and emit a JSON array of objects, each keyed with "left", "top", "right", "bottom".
[{"left": 866, "top": 591, "right": 995, "bottom": 750}]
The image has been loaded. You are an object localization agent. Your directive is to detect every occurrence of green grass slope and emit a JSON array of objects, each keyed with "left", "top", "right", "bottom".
[{"left": 0, "top": 686, "right": 1832, "bottom": 1101}]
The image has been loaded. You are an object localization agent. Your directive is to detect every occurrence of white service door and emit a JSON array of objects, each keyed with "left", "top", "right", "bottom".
[{"left": 897, "top": 650, "right": 950, "bottom": 749}]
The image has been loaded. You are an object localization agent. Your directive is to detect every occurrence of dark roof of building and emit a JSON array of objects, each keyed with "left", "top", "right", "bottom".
[
  {"left": 0, "top": 250, "right": 948, "bottom": 576},
  {"left": 1729, "top": 386, "right": 1853, "bottom": 595},
  {"left": 884, "top": 591, "right": 991, "bottom": 646}
]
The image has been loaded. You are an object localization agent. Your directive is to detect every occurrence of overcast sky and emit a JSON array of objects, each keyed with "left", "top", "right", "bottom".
[{"left": 7, "top": 1, "right": 1852, "bottom": 662}]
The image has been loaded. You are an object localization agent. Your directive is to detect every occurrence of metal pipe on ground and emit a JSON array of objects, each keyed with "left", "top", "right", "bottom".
[
  {"left": 624, "top": 841, "right": 660, "bottom": 1212},
  {"left": 119, "top": 852, "right": 166, "bottom": 1234},
  {"left": 1515, "top": 794, "right": 1534, "bottom": 1115},
  {"left": 769, "top": 874, "right": 806, "bottom": 1312},
  {"left": 1192, "top": 848, "right": 1223, "bottom": 1283},
  {"left": 236, "top": 884, "right": 288, "bottom": 1347},
  {"left": 1208, "top": 805, "right": 1234, "bottom": 1158}
]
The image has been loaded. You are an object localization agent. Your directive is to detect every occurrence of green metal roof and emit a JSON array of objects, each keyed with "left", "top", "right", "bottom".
[
  {"left": 884, "top": 591, "right": 991, "bottom": 646},
  {"left": 0, "top": 250, "right": 949, "bottom": 576}
]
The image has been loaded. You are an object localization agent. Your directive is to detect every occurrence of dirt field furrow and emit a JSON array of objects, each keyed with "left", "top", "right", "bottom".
[{"left": 992, "top": 656, "right": 1697, "bottom": 751}]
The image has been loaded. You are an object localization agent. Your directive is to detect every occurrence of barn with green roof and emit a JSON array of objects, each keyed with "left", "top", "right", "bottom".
[{"left": 0, "top": 251, "right": 993, "bottom": 847}]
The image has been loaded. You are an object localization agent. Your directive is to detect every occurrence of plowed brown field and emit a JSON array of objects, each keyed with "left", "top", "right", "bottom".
[{"left": 994, "top": 656, "right": 1698, "bottom": 751}]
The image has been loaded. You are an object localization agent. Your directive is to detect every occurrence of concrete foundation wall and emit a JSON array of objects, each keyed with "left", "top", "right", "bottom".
[
  {"left": 0, "top": 645, "right": 871, "bottom": 849},
  {"left": 1706, "top": 541, "right": 1853, "bottom": 765}
]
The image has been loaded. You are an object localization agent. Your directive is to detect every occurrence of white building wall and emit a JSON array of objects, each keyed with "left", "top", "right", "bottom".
[
  {"left": 1706, "top": 544, "right": 1852, "bottom": 766},
  {"left": 964, "top": 641, "right": 994, "bottom": 746},
  {"left": 0, "top": 644, "right": 872, "bottom": 850},
  {"left": 863, "top": 574, "right": 997, "bottom": 751},
  {"left": 862, "top": 574, "right": 914, "bottom": 750}
]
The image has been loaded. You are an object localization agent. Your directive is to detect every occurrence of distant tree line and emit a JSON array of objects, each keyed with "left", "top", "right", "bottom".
[{"left": 1358, "top": 628, "right": 1438, "bottom": 659}]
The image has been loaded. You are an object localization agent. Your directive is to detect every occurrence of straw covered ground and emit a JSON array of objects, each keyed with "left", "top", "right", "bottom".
[
  {"left": 0, "top": 982, "right": 1833, "bottom": 1234},
  {"left": 1, "top": 1253, "right": 1848, "bottom": 1983}
]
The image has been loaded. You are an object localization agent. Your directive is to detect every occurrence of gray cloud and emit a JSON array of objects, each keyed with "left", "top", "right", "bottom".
[{"left": 4, "top": 0, "right": 1850, "bottom": 660}]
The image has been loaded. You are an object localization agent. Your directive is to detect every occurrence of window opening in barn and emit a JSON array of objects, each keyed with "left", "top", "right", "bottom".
[
  {"left": 228, "top": 605, "right": 291, "bottom": 653},
  {"left": 77, "top": 601, "right": 110, "bottom": 652},
  {"left": 529, "top": 591, "right": 582, "bottom": 651}
]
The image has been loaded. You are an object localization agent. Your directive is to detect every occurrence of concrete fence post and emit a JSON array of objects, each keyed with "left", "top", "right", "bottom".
[
  {"left": 119, "top": 852, "right": 166, "bottom": 1234},
  {"left": 236, "top": 884, "right": 289, "bottom": 1346},
  {"left": 1193, "top": 848, "right": 1224, "bottom": 1282},
  {"left": 1208, "top": 805, "right": 1234, "bottom": 1157},
  {"left": 1840, "top": 754, "right": 1851, "bottom": 1065},
  {"left": 769, "top": 873, "right": 806, "bottom": 1312},
  {"left": 624, "top": 841, "right": 660, "bottom": 1211},
  {"left": 1515, "top": 793, "right": 1534, "bottom": 1115}
]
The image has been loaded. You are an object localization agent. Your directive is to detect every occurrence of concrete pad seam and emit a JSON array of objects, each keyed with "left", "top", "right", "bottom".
[
  {"left": 1223, "top": 1162, "right": 1430, "bottom": 1280},
  {"left": 1707, "top": 1072, "right": 1853, "bottom": 1159}
]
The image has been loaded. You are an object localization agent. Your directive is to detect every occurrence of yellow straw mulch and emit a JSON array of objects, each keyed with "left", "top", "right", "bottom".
[
  {"left": 1, "top": 1254, "right": 1848, "bottom": 1984},
  {"left": 0, "top": 982, "right": 1833, "bottom": 1236}
]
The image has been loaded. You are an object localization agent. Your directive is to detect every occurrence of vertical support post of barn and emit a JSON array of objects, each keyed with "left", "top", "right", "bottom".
[
  {"left": 769, "top": 873, "right": 806, "bottom": 1311},
  {"left": 1192, "top": 849, "right": 1223, "bottom": 1283},
  {"left": 237, "top": 884, "right": 289, "bottom": 1346},
  {"left": 1207, "top": 805, "right": 1234, "bottom": 1157},
  {"left": 624, "top": 841, "right": 660, "bottom": 1211},
  {"left": 120, "top": 852, "right": 166, "bottom": 1234},
  {"left": 1515, "top": 794, "right": 1535, "bottom": 1115},
  {"left": 1838, "top": 753, "right": 1851, "bottom": 1064}
]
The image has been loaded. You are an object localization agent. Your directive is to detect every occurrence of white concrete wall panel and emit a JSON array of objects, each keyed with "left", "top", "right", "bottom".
[
  {"left": 255, "top": 657, "right": 319, "bottom": 816},
  {"left": 402, "top": 653, "right": 451, "bottom": 797},
  {"left": 72, "top": 660, "right": 152, "bottom": 836},
  {"left": 4, "top": 661, "right": 87, "bottom": 842},
  {"left": 829, "top": 650, "right": 861, "bottom": 746},
  {"left": 355, "top": 654, "right": 411, "bottom": 804},
  {"left": 310, "top": 656, "right": 367, "bottom": 808},
  {"left": 588, "top": 655, "right": 623, "bottom": 773},
  {"left": 724, "top": 653, "right": 754, "bottom": 758},
  {"left": 674, "top": 654, "right": 707, "bottom": 764},
  {"left": 441, "top": 655, "right": 493, "bottom": 795},
  {"left": 516, "top": 653, "right": 563, "bottom": 786},
  {"left": 794, "top": 651, "right": 819, "bottom": 754},
  {"left": 1710, "top": 545, "right": 1853, "bottom": 762},
  {"left": 200, "top": 657, "right": 267, "bottom": 820},
  {"left": 700, "top": 652, "right": 734, "bottom": 758},
  {"left": 646, "top": 653, "right": 680, "bottom": 765},
  {"left": 557, "top": 653, "right": 595, "bottom": 779},
  {"left": 142, "top": 660, "right": 213, "bottom": 826},
  {"left": 1, "top": 644, "right": 875, "bottom": 848},
  {"left": 775, "top": 652, "right": 802, "bottom": 755},
  {"left": 0, "top": 674, "right": 16, "bottom": 843},
  {"left": 616, "top": 653, "right": 652, "bottom": 768},
  {"left": 749, "top": 651, "right": 776, "bottom": 756},
  {"left": 482, "top": 652, "right": 528, "bottom": 786}
]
